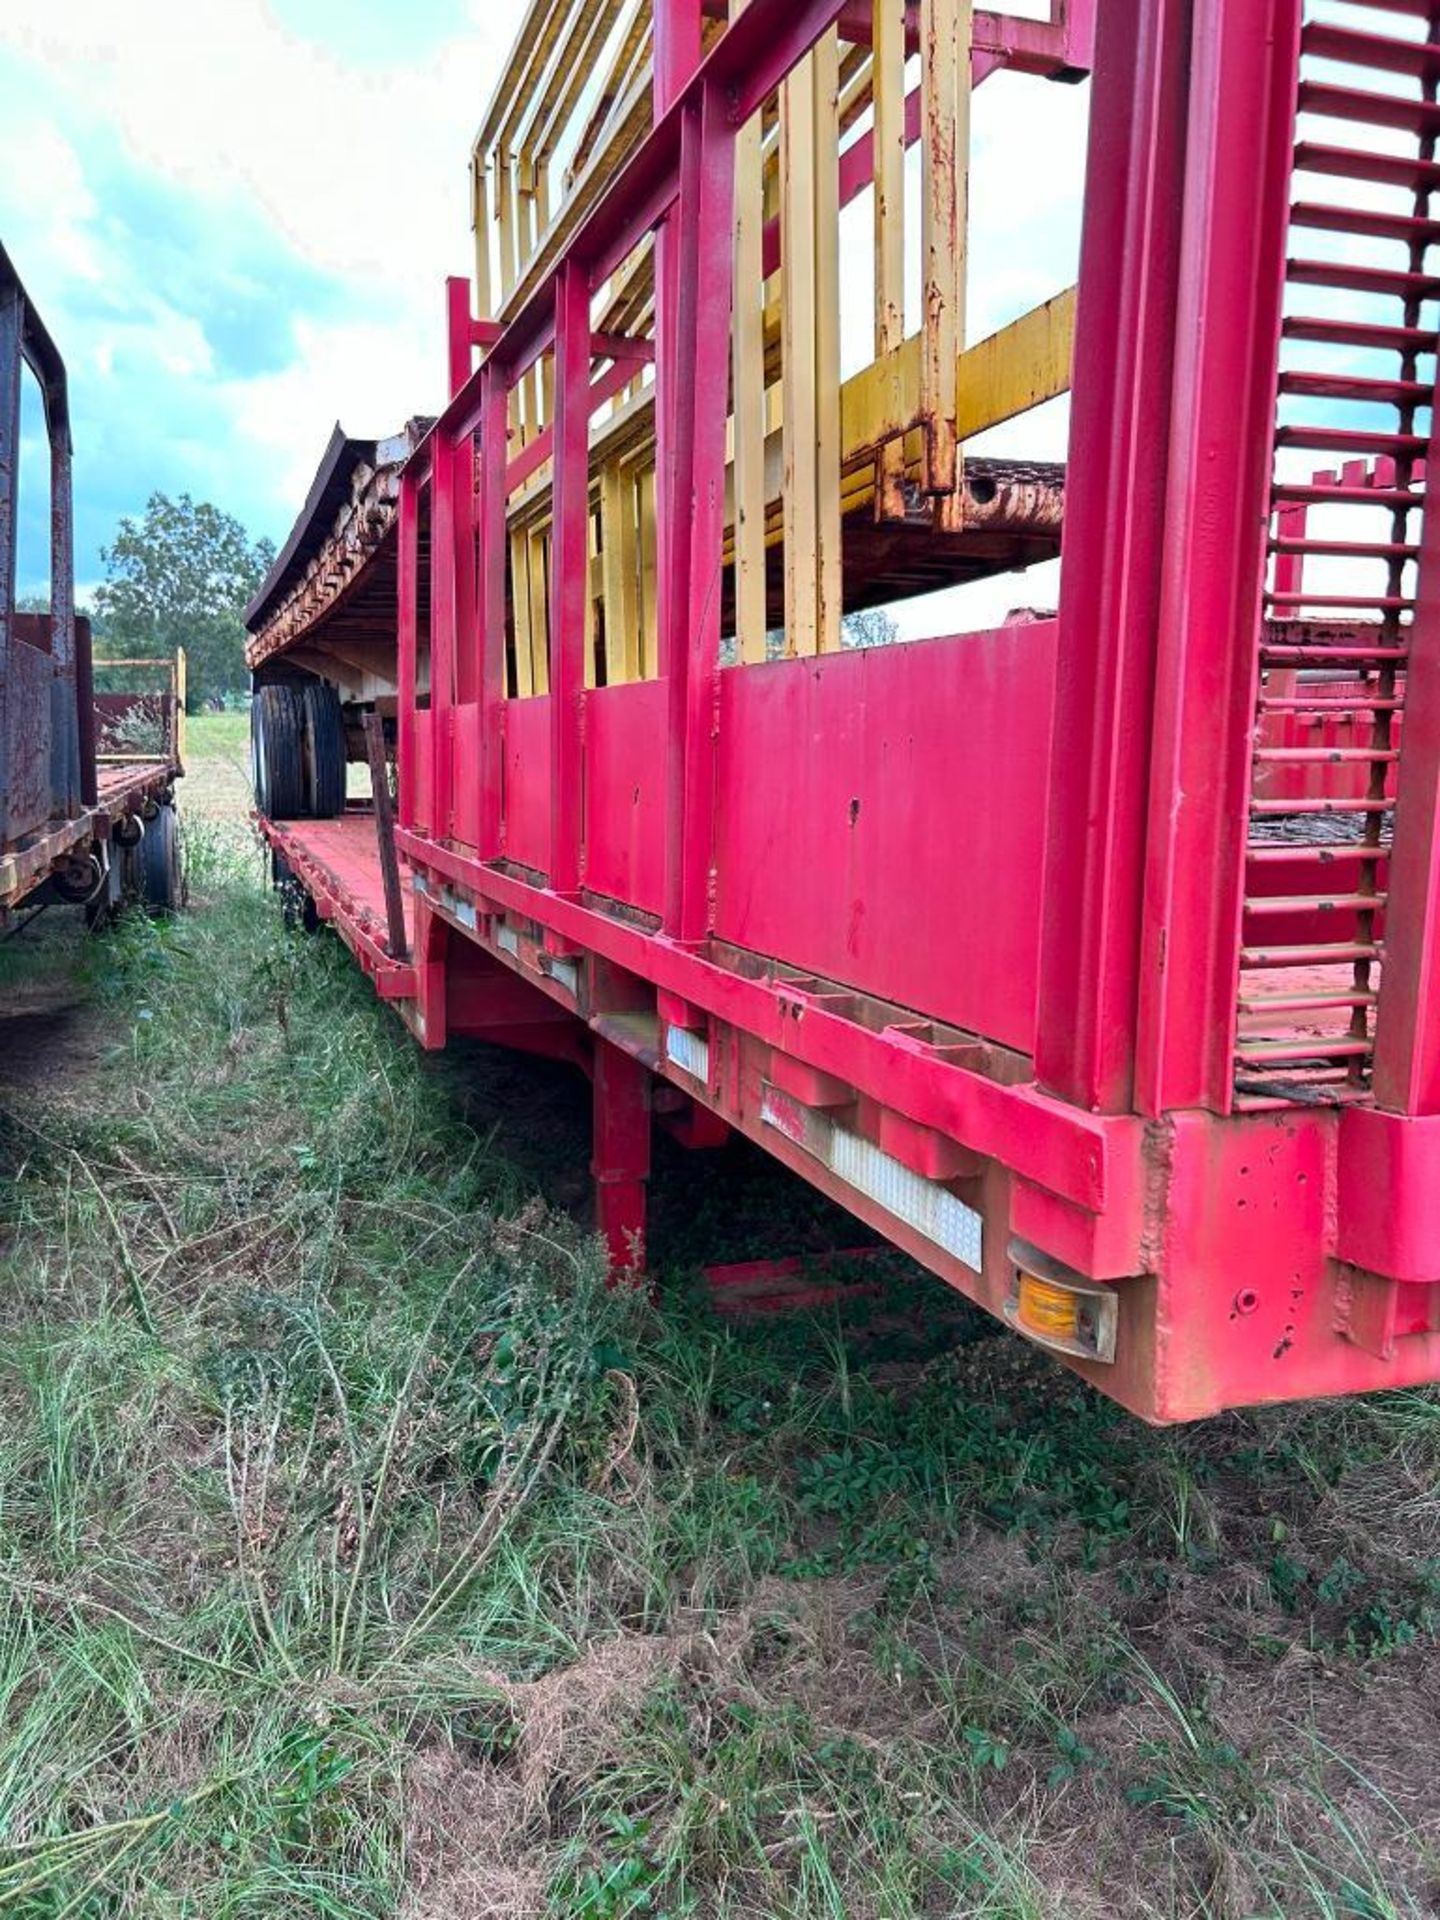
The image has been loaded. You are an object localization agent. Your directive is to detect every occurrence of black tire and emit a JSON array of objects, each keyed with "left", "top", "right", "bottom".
[
  {"left": 138, "top": 803, "right": 183, "bottom": 915},
  {"left": 270, "top": 849, "right": 318, "bottom": 932},
  {"left": 251, "top": 685, "right": 305, "bottom": 819},
  {"left": 300, "top": 681, "right": 346, "bottom": 819},
  {"left": 51, "top": 852, "right": 105, "bottom": 907}
]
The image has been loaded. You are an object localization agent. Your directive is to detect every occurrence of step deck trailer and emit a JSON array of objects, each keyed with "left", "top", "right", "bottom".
[
  {"left": 248, "top": 0, "right": 1440, "bottom": 1421},
  {"left": 1, "top": 245, "right": 184, "bottom": 923}
]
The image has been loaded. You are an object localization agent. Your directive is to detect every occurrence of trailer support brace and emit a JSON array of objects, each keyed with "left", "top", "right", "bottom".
[
  {"left": 592, "top": 1036, "right": 652, "bottom": 1276},
  {"left": 363, "top": 711, "right": 409, "bottom": 962}
]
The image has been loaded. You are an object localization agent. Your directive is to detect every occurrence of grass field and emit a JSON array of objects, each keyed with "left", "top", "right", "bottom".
[{"left": 0, "top": 714, "right": 1436, "bottom": 1916}]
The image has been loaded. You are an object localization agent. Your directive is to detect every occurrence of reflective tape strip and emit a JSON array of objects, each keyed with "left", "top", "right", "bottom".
[
  {"left": 666, "top": 1024, "right": 711, "bottom": 1083},
  {"left": 761, "top": 1087, "right": 983, "bottom": 1271}
]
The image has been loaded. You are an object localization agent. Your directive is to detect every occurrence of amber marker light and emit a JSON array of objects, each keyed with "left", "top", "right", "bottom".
[{"left": 1005, "top": 1240, "right": 1120, "bottom": 1363}]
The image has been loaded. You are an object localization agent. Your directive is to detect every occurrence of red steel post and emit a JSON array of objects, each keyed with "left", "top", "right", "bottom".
[
  {"left": 446, "top": 274, "right": 473, "bottom": 400},
  {"left": 549, "top": 259, "right": 592, "bottom": 897},
  {"left": 447, "top": 266, "right": 483, "bottom": 715},
  {"left": 430, "top": 429, "right": 459, "bottom": 842},
  {"left": 592, "top": 1036, "right": 652, "bottom": 1273},
  {"left": 453, "top": 433, "right": 478, "bottom": 709},
  {"left": 1133, "top": 0, "right": 1302, "bottom": 1117},
  {"left": 475, "top": 360, "right": 510, "bottom": 860},
  {"left": 1373, "top": 407, "right": 1440, "bottom": 1114},
  {"left": 1033, "top": 0, "right": 1190, "bottom": 1113},
  {"left": 1058, "top": 0, "right": 1097, "bottom": 70},
  {"left": 654, "top": 0, "right": 702, "bottom": 102},
  {"left": 396, "top": 467, "right": 420, "bottom": 832},
  {"left": 652, "top": 0, "right": 702, "bottom": 516},
  {"left": 664, "top": 85, "right": 737, "bottom": 942},
  {"left": 653, "top": 0, "right": 704, "bottom": 938}
]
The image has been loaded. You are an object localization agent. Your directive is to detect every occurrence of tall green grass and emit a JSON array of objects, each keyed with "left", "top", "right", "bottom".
[{"left": 0, "top": 828, "right": 642, "bottom": 1913}]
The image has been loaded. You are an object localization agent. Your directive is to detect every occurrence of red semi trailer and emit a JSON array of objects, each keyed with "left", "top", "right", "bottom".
[
  {"left": 1, "top": 245, "right": 185, "bottom": 928},
  {"left": 248, "top": 0, "right": 1440, "bottom": 1421}
]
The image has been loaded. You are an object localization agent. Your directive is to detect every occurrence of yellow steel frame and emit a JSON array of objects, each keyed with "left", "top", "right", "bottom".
[{"left": 475, "top": 2, "right": 1077, "bottom": 693}]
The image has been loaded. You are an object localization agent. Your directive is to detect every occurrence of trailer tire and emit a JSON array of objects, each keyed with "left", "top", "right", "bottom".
[
  {"left": 251, "top": 685, "right": 305, "bottom": 819},
  {"left": 138, "top": 802, "right": 183, "bottom": 915},
  {"left": 270, "top": 849, "right": 319, "bottom": 932},
  {"left": 52, "top": 852, "right": 105, "bottom": 907},
  {"left": 300, "top": 681, "right": 346, "bottom": 819}
]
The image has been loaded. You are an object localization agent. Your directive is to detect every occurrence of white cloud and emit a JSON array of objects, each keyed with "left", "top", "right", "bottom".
[
  {"left": 0, "top": 117, "right": 102, "bottom": 285},
  {"left": 219, "top": 311, "right": 442, "bottom": 503},
  {"left": 1, "top": 0, "right": 524, "bottom": 295},
  {"left": 0, "top": 0, "right": 531, "bottom": 535}
]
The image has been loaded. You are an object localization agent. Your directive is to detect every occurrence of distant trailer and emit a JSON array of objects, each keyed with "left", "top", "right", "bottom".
[
  {"left": 248, "top": 0, "right": 1440, "bottom": 1421},
  {"left": 0, "top": 245, "right": 185, "bottom": 927}
]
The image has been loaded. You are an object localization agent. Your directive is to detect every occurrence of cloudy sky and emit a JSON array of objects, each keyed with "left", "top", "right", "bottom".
[
  {"left": 2, "top": 0, "right": 1088, "bottom": 625},
  {"left": 2, "top": 0, "right": 530, "bottom": 600}
]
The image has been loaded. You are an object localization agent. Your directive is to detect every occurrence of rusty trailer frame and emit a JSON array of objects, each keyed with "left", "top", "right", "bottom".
[{"left": 0, "top": 245, "right": 183, "bottom": 918}]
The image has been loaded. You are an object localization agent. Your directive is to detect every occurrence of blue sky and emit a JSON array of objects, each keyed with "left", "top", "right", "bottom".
[{"left": 1, "top": 0, "right": 527, "bottom": 601}]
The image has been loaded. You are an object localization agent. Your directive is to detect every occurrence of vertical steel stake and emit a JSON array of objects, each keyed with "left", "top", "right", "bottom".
[{"left": 364, "top": 710, "right": 409, "bottom": 962}]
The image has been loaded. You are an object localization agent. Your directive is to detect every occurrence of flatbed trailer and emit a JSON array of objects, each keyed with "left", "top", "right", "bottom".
[
  {"left": 1, "top": 246, "right": 184, "bottom": 928},
  {"left": 1, "top": 743, "right": 183, "bottom": 920},
  {"left": 249, "top": 0, "right": 1440, "bottom": 1421}
]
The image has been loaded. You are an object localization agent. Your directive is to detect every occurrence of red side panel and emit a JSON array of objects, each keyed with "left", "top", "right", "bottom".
[
  {"left": 505, "top": 695, "right": 553, "bottom": 875},
  {"left": 1242, "top": 850, "right": 1389, "bottom": 949},
  {"left": 583, "top": 680, "right": 667, "bottom": 914},
  {"left": 713, "top": 624, "right": 1056, "bottom": 1052},
  {"left": 451, "top": 699, "right": 482, "bottom": 848},
  {"left": 1253, "top": 692, "right": 1401, "bottom": 807},
  {"left": 411, "top": 711, "right": 434, "bottom": 839}
]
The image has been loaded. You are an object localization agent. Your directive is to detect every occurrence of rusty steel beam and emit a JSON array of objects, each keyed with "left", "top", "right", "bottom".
[{"left": 363, "top": 711, "right": 409, "bottom": 962}]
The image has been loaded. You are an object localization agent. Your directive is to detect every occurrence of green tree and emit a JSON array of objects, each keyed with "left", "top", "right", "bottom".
[
  {"left": 94, "top": 493, "right": 275, "bottom": 708},
  {"left": 841, "top": 606, "right": 900, "bottom": 649}
]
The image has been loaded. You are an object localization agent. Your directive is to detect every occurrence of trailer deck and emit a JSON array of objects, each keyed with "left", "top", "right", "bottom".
[{"left": 264, "top": 810, "right": 416, "bottom": 1000}]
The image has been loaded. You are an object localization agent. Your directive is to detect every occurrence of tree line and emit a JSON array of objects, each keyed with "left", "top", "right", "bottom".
[{"left": 21, "top": 492, "right": 275, "bottom": 711}]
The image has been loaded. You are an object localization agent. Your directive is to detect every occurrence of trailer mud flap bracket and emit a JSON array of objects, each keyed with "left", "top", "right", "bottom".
[{"left": 1338, "top": 1107, "right": 1440, "bottom": 1285}]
